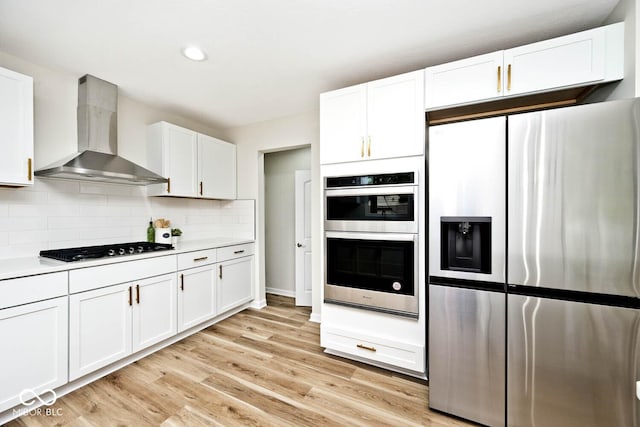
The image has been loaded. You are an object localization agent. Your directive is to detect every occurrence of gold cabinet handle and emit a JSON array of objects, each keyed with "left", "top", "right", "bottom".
[
  {"left": 357, "top": 344, "right": 376, "bottom": 352},
  {"left": 367, "top": 136, "right": 371, "bottom": 157},
  {"left": 219, "top": 265, "right": 222, "bottom": 279},
  {"left": 507, "top": 64, "right": 512, "bottom": 91},
  {"left": 193, "top": 256, "right": 208, "bottom": 262},
  {"left": 128, "top": 286, "right": 132, "bottom": 306},
  {"left": 136, "top": 284, "right": 140, "bottom": 304},
  {"left": 360, "top": 137, "right": 365, "bottom": 158},
  {"left": 497, "top": 65, "right": 502, "bottom": 93},
  {"left": 27, "top": 158, "right": 33, "bottom": 181},
  {"left": 167, "top": 177, "right": 171, "bottom": 193},
  {"left": 180, "top": 273, "right": 184, "bottom": 291},
  {"left": 200, "top": 181, "right": 203, "bottom": 196}
]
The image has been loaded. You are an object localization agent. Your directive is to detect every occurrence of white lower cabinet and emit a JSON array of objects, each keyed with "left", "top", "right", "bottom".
[
  {"left": 69, "top": 273, "right": 177, "bottom": 381},
  {"left": 132, "top": 274, "right": 177, "bottom": 352},
  {"left": 0, "top": 296, "right": 68, "bottom": 412},
  {"left": 178, "top": 264, "right": 217, "bottom": 332},
  {"left": 321, "top": 325, "right": 424, "bottom": 373},
  {"left": 217, "top": 256, "right": 254, "bottom": 313}
]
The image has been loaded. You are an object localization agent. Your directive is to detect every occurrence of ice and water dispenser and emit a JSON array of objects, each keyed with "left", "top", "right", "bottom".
[{"left": 440, "top": 216, "right": 492, "bottom": 274}]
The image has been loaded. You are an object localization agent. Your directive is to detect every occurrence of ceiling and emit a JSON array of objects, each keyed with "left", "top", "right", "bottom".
[{"left": 0, "top": 0, "right": 620, "bottom": 129}]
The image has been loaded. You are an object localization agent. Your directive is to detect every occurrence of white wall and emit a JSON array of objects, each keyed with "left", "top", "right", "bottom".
[
  {"left": 589, "top": 0, "right": 638, "bottom": 100},
  {"left": 264, "top": 147, "right": 311, "bottom": 297},
  {"left": 0, "top": 51, "right": 254, "bottom": 259},
  {"left": 224, "top": 111, "right": 321, "bottom": 320}
]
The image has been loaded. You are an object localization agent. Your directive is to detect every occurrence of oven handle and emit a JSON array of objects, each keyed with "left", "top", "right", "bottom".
[
  {"left": 325, "top": 231, "right": 417, "bottom": 242},
  {"left": 325, "top": 186, "right": 417, "bottom": 198}
]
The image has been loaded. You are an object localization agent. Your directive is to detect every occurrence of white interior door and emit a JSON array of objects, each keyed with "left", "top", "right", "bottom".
[{"left": 294, "top": 170, "right": 312, "bottom": 306}]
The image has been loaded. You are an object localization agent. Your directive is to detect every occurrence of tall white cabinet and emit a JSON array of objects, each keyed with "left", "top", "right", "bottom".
[
  {"left": 0, "top": 66, "right": 34, "bottom": 187},
  {"left": 320, "top": 70, "right": 424, "bottom": 164},
  {"left": 147, "top": 121, "right": 236, "bottom": 200}
]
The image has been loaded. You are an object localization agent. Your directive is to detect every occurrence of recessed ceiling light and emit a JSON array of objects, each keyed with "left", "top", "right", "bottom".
[{"left": 182, "top": 46, "right": 207, "bottom": 61}]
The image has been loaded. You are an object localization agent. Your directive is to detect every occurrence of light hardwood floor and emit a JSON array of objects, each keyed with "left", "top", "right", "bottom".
[{"left": 8, "top": 295, "right": 474, "bottom": 427}]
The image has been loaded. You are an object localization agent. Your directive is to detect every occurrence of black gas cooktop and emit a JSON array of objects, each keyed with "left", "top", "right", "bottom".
[{"left": 39, "top": 242, "right": 174, "bottom": 262}]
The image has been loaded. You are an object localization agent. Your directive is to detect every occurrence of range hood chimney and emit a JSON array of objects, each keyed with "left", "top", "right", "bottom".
[{"left": 34, "top": 74, "right": 168, "bottom": 185}]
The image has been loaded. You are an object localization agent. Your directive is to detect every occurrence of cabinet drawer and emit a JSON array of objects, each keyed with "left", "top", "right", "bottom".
[
  {"left": 177, "top": 249, "right": 217, "bottom": 270},
  {"left": 321, "top": 326, "right": 424, "bottom": 373},
  {"left": 0, "top": 271, "right": 67, "bottom": 309},
  {"left": 217, "top": 243, "right": 254, "bottom": 262},
  {"left": 69, "top": 255, "right": 177, "bottom": 294}
]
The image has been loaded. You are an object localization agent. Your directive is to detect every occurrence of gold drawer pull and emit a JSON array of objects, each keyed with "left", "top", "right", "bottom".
[
  {"left": 193, "top": 256, "right": 209, "bottom": 262},
  {"left": 360, "top": 137, "right": 365, "bottom": 157},
  {"left": 167, "top": 177, "right": 171, "bottom": 193},
  {"left": 497, "top": 65, "right": 501, "bottom": 93},
  {"left": 28, "top": 158, "right": 33, "bottom": 181},
  {"left": 357, "top": 344, "right": 377, "bottom": 352},
  {"left": 507, "top": 64, "right": 512, "bottom": 91}
]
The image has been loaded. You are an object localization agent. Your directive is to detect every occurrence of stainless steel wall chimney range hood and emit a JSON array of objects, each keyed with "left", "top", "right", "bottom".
[{"left": 34, "top": 75, "right": 168, "bottom": 185}]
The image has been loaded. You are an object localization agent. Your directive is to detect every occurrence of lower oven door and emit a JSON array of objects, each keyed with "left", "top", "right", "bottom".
[{"left": 324, "top": 231, "right": 418, "bottom": 318}]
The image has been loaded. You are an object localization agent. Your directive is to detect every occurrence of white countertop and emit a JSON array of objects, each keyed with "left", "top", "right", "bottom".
[{"left": 0, "top": 238, "right": 255, "bottom": 281}]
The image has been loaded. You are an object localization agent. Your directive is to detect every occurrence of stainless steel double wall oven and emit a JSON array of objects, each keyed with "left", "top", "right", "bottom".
[{"left": 324, "top": 171, "right": 419, "bottom": 317}]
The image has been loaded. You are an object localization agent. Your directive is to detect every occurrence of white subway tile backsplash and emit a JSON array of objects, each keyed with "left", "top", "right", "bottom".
[
  {"left": 0, "top": 189, "right": 48, "bottom": 204},
  {"left": 0, "top": 181, "right": 254, "bottom": 259},
  {"left": 80, "top": 183, "right": 134, "bottom": 196},
  {"left": 9, "top": 230, "right": 48, "bottom": 245},
  {"left": 35, "top": 179, "right": 80, "bottom": 194}
]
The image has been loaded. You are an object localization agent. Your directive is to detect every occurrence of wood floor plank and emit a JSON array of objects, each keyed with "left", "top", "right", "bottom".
[{"left": 7, "top": 294, "right": 473, "bottom": 427}]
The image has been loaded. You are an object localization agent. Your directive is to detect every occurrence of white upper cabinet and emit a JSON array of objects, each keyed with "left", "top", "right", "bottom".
[
  {"left": 504, "top": 23, "right": 623, "bottom": 96},
  {"left": 198, "top": 133, "right": 236, "bottom": 200},
  {"left": 425, "top": 51, "right": 504, "bottom": 109},
  {"left": 0, "top": 66, "right": 34, "bottom": 186},
  {"left": 147, "top": 121, "right": 236, "bottom": 199},
  {"left": 320, "top": 84, "right": 367, "bottom": 164},
  {"left": 425, "top": 22, "right": 624, "bottom": 110},
  {"left": 320, "top": 70, "right": 424, "bottom": 164}
]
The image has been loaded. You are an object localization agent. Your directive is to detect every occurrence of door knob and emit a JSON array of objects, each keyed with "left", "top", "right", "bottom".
[{"left": 296, "top": 243, "right": 303, "bottom": 247}]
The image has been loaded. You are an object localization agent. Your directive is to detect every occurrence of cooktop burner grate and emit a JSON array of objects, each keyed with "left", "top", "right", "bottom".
[{"left": 40, "top": 242, "right": 174, "bottom": 262}]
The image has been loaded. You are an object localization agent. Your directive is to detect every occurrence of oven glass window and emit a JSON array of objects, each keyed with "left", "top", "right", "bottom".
[
  {"left": 326, "top": 194, "right": 414, "bottom": 221},
  {"left": 326, "top": 238, "right": 414, "bottom": 295}
]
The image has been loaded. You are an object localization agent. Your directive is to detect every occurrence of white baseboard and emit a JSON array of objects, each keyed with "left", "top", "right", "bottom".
[
  {"left": 309, "top": 312, "right": 321, "bottom": 323},
  {"left": 265, "top": 287, "right": 295, "bottom": 298},
  {"left": 250, "top": 298, "right": 267, "bottom": 309}
]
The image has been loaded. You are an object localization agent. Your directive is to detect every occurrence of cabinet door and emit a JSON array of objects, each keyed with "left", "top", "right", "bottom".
[
  {"left": 320, "top": 83, "right": 367, "bottom": 164},
  {"left": 424, "top": 51, "right": 503, "bottom": 109},
  {"left": 217, "top": 256, "right": 254, "bottom": 313},
  {"left": 504, "top": 27, "right": 606, "bottom": 96},
  {"left": 177, "top": 265, "right": 217, "bottom": 332},
  {"left": 69, "top": 283, "right": 132, "bottom": 381},
  {"left": 367, "top": 70, "right": 425, "bottom": 160},
  {"left": 164, "top": 123, "right": 198, "bottom": 197},
  {"left": 198, "top": 134, "right": 236, "bottom": 200},
  {"left": 0, "top": 296, "right": 67, "bottom": 412},
  {"left": 132, "top": 273, "right": 177, "bottom": 353},
  {"left": 0, "top": 67, "right": 33, "bottom": 187}
]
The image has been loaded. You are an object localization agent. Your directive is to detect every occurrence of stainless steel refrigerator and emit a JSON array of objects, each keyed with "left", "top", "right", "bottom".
[
  {"left": 428, "top": 99, "right": 640, "bottom": 427},
  {"left": 428, "top": 116, "right": 507, "bottom": 427}
]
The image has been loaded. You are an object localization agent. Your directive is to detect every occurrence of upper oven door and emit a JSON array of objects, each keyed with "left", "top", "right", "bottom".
[{"left": 325, "top": 185, "right": 418, "bottom": 233}]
